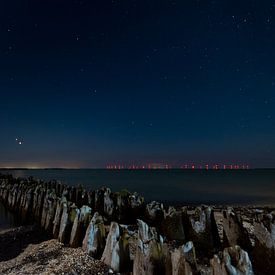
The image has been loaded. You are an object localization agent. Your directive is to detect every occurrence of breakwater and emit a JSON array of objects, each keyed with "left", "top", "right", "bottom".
[{"left": 0, "top": 173, "right": 275, "bottom": 274}]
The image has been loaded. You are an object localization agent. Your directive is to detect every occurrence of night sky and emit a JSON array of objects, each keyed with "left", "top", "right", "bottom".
[{"left": 1, "top": 0, "right": 275, "bottom": 168}]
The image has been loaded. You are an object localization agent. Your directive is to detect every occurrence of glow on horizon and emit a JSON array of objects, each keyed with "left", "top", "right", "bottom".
[{"left": 0, "top": 162, "right": 86, "bottom": 169}]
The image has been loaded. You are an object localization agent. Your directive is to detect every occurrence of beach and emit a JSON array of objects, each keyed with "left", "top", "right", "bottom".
[{"left": 1, "top": 173, "right": 275, "bottom": 274}]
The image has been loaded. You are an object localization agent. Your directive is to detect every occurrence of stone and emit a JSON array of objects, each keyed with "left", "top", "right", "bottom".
[
  {"left": 41, "top": 190, "right": 56, "bottom": 229},
  {"left": 58, "top": 202, "right": 77, "bottom": 243},
  {"left": 94, "top": 188, "right": 105, "bottom": 213},
  {"left": 53, "top": 198, "right": 63, "bottom": 238},
  {"left": 162, "top": 207, "right": 185, "bottom": 243},
  {"left": 82, "top": 212, "right": 106, "bottom": 258},
  {"left": 224, "top": 246, "right": 253, "bottom": 275},
  {"left": 115, "top": 190, "right": 129, "bottom": 222},
  {"left": 128, "top": 192, "right": 145, "bottom": 220},
  {"left": 223, "top": 208, "right": 252, "bottom": 252},
  {"left": 45, "top": 192, "right": 57, "bottom": 232},
  {"left": 101, "top": 222, "right": 131, "bottom": 273},
  {"left": 21, "top": 187, "right": 34, "bottom": 222},
  {"left": 104, "top": 188, "right": 115, "bottom": 218},
  {"left": 133, "top": 219, "right": 171, "bottom": 275},
  {"left": 211, "top": 246, "right": 253, "bottom": 275},
  {"left": 32, "top": 185, "right": 45, "bottom": 222},
  {"left": 210, "top": 254, "right": 227, "bottom": 274},
  {"left": 70, "top": 205, "right": 92, "bottom": 247},
  {"left": 137, "top": 219, "right": 158, "bottom": 242},
  {"left": 145, "top": 201, "right": 164, "bottom": 225},
  {"left": 182, "top": 241, "right": 198, "bottom": 271},
  {"left": 185, "top": 206, "right": 220, "bottom": 257},
  {"left": 170, "top": 241, "right": 197, "bottom": 275},
  {"left": 58, "top": 201, "right": 70, "bottom": 243},
  {"left": 252, "top": 214, "right": 275, "bottom": 275},
  {"left": 7, "top": 183, "right": 18, "bottom": 210},
  {"left": 76, "top": 185, "right": 84, "bottom": 206},
  {"left": 171, "top": 249, "right": 192, "bottom": 275}
]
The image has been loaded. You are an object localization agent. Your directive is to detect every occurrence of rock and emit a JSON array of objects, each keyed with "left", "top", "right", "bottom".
[
  {"left": 252, "top": 214, "right": 275, "bottom": 274},
  {"left": 82, "top": 190, "right": 89, "bottom": 206},
  {"left": 210, "top": 246, "right": 253, "bottom": 275},
  {"left": 182, "top": 241, "right": 198, "bottom": 271},
  {"left": 133, "top": 238, "right": 165, "bottom": 275},
  {"left": 101, "top": 222, "right": 131, "bottom": 273},
  {"left": 170, "top": 241, "right": 197, "bottom": 275},
  {"left": 162, "top": 207, "right": 185, "bottom": 243},
  {"left": 94, "top": 188, "right": 105, "bottom": 213},
  {"left": 128, "top": 192, "right": 145, "bottom": 218},
  {"left": 58, "top": 201, "right": 70, "bottom": 243},
  {"left": 7, "top": 183, "right": 19, "bottom": 210},
  {"left": 223, "top": 208, "right": 252, "bottom": 252},
  {"left": 115, "top": 190, "right": 130, "bottom": 222},
  {"left": 70, "top": 205, "right": 92, "bottom": 247},
  {"left": 32, "top": 185, "right": 45, "bottom": 222},
  {"left": 87, "top": 190, "right": 94, "bottom": 207},
  {"left": 224, "top": 246, "right": 253, "bottom": 275},
  {"left": 133, "top": 219, "right": 170, "bottom": 275},
  {"left": 82, "top": 212, "right": 106, "bottom": 258},
  {"left": 41, "top": 190, "right": 57, "bottom": 231},
  {"left": 104, "top": 188, "right": 115, "bottom": 218},
  {"left": 137, "top": 219, "right": 158, "bottom": 242},
  {"left": 69, "top": 187, "right": 77, "bottom": 203},
  {"left": 21, "top": 187, "right": 34, "bottom": 222},
  {"left": 58, "top": 202, "right": 77, "bottom": 244},
  {"left": 185, "top": 206, "right": 221, "bottom": 257},
  {"left": 44, "top": 192, "right": 58, "bottom": 232},
  {"left": 75, "top": 185, "right": 84, "bottom": 206},
  {"left": 163, "top": 243, "right": 173, "bottom": 275},
  {"left": 55, "top": 181, "right": 64, "bottom": 197},
  {"left": 210, "top": 254, "right": 227, "bottom": 274},
  {"left": 171, "top": 246, "right": 192, "bottom": 275},
  {"left": 103, "top": 189, "right": 144, "bottom": 223},
  {"left": 53, "top": 198, "right": 63, "bottom": 238},
  {"left": 15, "top": 185, "right": 23, "bottom": 212},
  {"left": 145, "top": 201, "right": 164, "bottom": 225}
]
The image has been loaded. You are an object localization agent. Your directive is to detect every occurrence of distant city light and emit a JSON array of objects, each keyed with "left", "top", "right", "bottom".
[{"left": 105, "top": 163, "right": 250, "bottom": 170}]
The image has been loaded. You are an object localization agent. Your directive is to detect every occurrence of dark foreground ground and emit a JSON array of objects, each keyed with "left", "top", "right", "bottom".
[
  {"left": 0, "top": 205, "right": 271, "bottom": 275},
  {"left": 0, "top": 226, "right": 109, "bottom": 275}
]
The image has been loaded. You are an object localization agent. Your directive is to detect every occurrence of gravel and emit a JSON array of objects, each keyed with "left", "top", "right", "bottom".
[{"left": 0, "top": 238, "right": 109, "bottom": 275}]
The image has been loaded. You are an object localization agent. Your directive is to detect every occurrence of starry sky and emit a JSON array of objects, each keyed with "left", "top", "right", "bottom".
[{"left": 0, "top": 0, "right": 275, "bottom": 168}]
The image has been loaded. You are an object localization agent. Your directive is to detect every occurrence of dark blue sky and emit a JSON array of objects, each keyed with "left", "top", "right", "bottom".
[{"left": 0, "top": 0, "right": 275, "bottom": 168}]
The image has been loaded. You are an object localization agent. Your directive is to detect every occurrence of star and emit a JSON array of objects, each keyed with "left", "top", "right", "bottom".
[
  {"left": 15, "top": 138, "right": 23, "bottom": 145},
  {"left": 90, "top": 88, "right": 97, "bottom": 94}
]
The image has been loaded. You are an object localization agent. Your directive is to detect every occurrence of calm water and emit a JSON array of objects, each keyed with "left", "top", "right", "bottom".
[{"left": 1, "top": 169, "right": 275, "bottom": 229}]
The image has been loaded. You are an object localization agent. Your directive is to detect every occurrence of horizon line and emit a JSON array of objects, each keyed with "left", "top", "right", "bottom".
[{"left": 0, "top": 167, "right": 274, "bottom": 170}]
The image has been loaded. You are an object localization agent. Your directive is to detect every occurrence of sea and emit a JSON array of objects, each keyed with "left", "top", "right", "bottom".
[{"left": 0, "top": 169, "right": 275, "bottom": 229}]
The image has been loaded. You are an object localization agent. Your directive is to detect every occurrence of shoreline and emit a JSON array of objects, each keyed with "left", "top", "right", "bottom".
[
  {"left": 1, "top": 169, "right": 275, "bottom": 207},
  {"left": 1, "top": 173, "right": 275, "bottom": 274}
]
